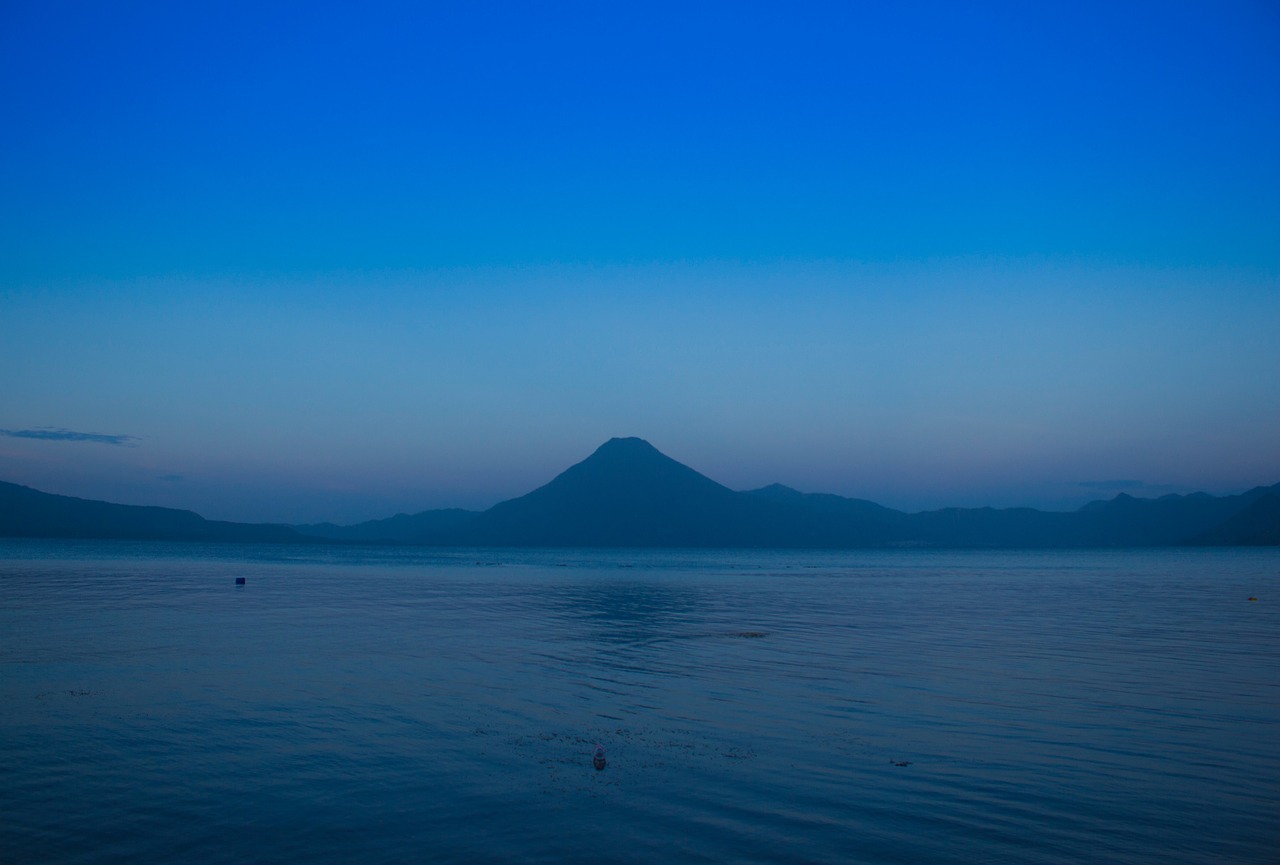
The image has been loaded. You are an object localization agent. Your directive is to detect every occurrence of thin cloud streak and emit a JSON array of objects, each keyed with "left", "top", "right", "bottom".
[
  {"left": 0, "top": 427, "right": 140, "bottom": 446},
  {"left": 1073, "top": 480, "right": 1187, "bottom": 497}
]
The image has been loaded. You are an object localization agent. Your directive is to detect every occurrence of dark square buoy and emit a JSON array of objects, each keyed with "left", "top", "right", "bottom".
[{"left": 235, "top": 577, "right": 246, "bottom": 585}]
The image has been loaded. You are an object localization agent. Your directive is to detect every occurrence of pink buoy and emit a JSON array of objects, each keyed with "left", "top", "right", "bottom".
[{"left": 592, "top": 745, "right": 606, "bottom": 771}]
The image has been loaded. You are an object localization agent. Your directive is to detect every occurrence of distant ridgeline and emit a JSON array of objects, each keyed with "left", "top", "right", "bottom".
[
  {"left": 3, "top": 439, "right": 1278, "bottom": 547},
  {"left": 0, "top": 479, "right": 303, "bottom": 543}
]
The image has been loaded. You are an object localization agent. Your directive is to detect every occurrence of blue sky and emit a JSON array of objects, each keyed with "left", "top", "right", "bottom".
[{"left": 2, "top": 1, "right": 1278, "bottom": 523}]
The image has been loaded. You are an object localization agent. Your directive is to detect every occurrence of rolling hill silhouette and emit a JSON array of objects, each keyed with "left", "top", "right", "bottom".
[
  {"left": 0, "top": 480, "right": 304, "bottom": 542},
  {"left": 1187, "top": 491, "right": 1280, "bottom": 545},
  {"left": 297, "top": 508, "right": 477, "bottom": 544},
  {"left": 3, "top": 438, "right": 1277, "bottom": 546}
]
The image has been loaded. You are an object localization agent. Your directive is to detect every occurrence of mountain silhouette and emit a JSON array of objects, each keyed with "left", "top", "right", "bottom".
[
  {"left": 450, "top": 437, "right": 789, "bottom": 546},
  {"left": 297, "top": 437, "right": 1278, "bottom": 548},
  {"left": 2, "top": 439, "right": 1277, "bottom": 546},
  {"left": 314, "top": 439, "right": 1280, "bottom": 547}
]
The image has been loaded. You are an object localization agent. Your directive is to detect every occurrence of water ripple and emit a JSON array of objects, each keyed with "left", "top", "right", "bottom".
[{"left": 2, "top": 542, "right": 1277, "bottom": 863}]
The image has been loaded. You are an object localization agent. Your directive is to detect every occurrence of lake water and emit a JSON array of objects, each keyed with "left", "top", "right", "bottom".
[{"left": 1, "top": 541, "right": 1277, "bottom": 864}]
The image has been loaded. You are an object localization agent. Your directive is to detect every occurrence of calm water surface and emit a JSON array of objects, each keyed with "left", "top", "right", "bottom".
[{"left": 2, "top": 541, "right": 1277, "bottom": 864}]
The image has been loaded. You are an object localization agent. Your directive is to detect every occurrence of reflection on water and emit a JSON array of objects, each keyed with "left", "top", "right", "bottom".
[{"left": 1, "top": 542, "right": 1277, "bottom": 864}]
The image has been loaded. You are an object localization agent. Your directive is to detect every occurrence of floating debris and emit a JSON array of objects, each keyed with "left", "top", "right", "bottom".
[
  {"left": 1248, "top": 597, "right": 1258, "bottom": 602},
  {"left": 235, "top": 577, "right": 246, "bottom": 585},
  {"left": 891, "top": 760, "right": 912, "bottom": 767},
  {"left": 733, "top": 631, "right": 769, "bottom": 639}
]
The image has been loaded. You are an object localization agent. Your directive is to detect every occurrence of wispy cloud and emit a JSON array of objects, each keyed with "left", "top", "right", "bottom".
[
  {"left": 0, "top": 427, "right": 140, "bottom": 446},
  {"left": 1075, "top": 479, "right": 1189, "bottom": 498},
  {"left": 1076, "top": 479, "right": 1145, "bottom": 491}
]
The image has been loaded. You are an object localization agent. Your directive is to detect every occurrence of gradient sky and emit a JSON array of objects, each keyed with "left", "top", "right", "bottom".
[{"left": 2, "top": 1, "right": 1278, "bottom": 524}]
